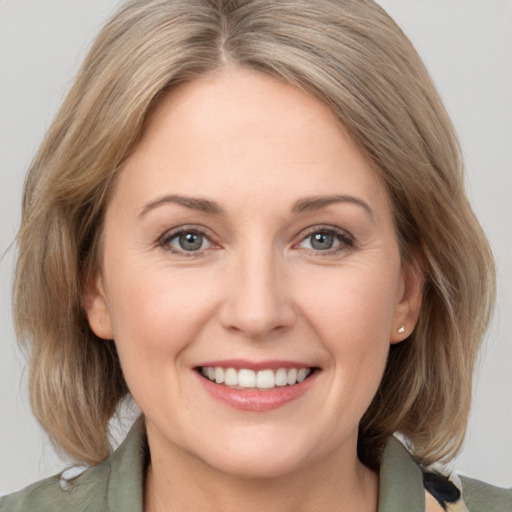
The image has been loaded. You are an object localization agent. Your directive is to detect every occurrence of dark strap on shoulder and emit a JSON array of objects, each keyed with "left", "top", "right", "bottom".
[{"left": 422, "top": 470, "right": 461, "bottom": 510}]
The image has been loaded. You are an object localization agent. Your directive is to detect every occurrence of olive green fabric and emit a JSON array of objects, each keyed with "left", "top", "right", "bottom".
[
  {"left": 377, "top": 434, "right": 426, "bottom": 510},
  {"left": 2, "top": 420, "right": 510, "bottom": 511},
  {"left": 0, "top": 420, "right": 145, "bottom": 512},
  {"left": 460, "top": 475, "right": 512, "bottom": 511}
]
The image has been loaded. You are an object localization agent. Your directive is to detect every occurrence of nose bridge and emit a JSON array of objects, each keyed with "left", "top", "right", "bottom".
[{"left": 220, "top": 240, "right": 295, "bottom": 339}]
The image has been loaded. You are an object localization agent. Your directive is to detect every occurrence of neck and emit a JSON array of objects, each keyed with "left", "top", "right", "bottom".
[{"left": 144, "top": 433, "right": 378, "bottom": 512}]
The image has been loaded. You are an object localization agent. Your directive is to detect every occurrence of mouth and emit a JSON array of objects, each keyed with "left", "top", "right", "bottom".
[
  {"left": 196, "top": 365, "right": 317, "bottom": 390},
  {"left": 194, "top": 362, "right": 320, "bottom": 411}
]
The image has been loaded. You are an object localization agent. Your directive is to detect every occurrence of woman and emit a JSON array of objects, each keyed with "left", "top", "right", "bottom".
[{"left": 2, "top": 0, "right": 510, "bottom": 510}]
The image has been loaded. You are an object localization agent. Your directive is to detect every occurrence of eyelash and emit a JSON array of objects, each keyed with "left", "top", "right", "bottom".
[
  {"left": 157, "top": 225, "right": 355, "bottom": 257},
  {"left": 295, "top": 225, "right": 355, "bottom": 255},
  {"left": 157, "top": 226, "right": 215, "bottom": 257}
]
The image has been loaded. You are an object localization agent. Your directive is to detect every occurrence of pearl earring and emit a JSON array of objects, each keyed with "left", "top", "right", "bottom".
[{"left": 397, "top": 325, "right": 405, "bottom": 334}]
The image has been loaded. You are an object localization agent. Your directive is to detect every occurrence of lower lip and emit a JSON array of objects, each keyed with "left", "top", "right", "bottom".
[{"left": 196, "top": 371, "right": 318, "bottom": 412}]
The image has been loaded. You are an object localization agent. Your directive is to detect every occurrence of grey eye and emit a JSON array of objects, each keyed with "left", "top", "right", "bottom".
[
  {"left": 177, "top": 232, "right": 204, "bottom": 251},
  {"left": 160, "top": 227, "right": 214, "bottom": 254},
  {"left": 309, "top": 232, "right": 335, "bottom": 250}
]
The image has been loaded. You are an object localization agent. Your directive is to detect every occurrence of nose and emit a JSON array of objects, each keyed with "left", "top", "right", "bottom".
[{"left": 218, "top": 249, "right": 297, "bottom": 341}]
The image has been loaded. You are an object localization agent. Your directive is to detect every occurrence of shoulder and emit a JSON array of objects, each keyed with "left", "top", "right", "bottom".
[
  {"left": 0, "top": 462, "right": 111, "bottom": 512},
  {"left": 459, "top": 475, "right": 512, "bottom": 511},
  {"left": 1, "top": 474, "right": 62, "bottom": 512},
  {"left": 0, "top": 418, "right": 147, "bottom": 512},
  {"left": 423, "top": 470, "right": 512, "bottom": 512},
  {"left": 381, "top": 437, "right": 511, "bottom": 512}
]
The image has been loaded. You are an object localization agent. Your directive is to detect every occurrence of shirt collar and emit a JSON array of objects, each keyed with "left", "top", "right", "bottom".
[
  {"left": 378, "top": 436, "right": 425, "bottom": 512},
  {"left": 105, "top": 420, "right": 425, "bottom": 512}
]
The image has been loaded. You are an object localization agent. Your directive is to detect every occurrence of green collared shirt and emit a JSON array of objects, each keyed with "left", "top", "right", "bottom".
[{"left": 2, "top": 420, "right": 511, "bottom": 511}]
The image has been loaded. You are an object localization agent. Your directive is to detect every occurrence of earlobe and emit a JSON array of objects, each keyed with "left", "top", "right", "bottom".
[
  {"left": 390, "top": 259, "right": 425, "bottom": 344},
  {"left": 83, "top": 273, "right": 114, "bottom": 340}
]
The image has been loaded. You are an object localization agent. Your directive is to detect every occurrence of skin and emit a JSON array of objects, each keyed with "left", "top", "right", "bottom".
[{"left": 85, "top": 68, "right": 423, "bottom": 512}]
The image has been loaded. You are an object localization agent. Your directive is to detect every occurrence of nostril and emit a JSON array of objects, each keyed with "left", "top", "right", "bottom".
[{"left": 217, "top": 301, "right": 297, "bottom": 341}]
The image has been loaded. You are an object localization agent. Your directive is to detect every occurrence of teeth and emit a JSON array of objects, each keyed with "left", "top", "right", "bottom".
[
  {"left": 214, "top": 367, "right": 225, "bottom": 384},
  {"left": 297, "top": 368, "right": 308, "bottom": 383},
  {"left": 224, "top": 367, "right": 238, "bottom": 386},
  {"left": 238, "top": 369, "right": 256, "bottom": 388},
  {"left": 256, "top": 369, "right": 275, "bottom": 389},
  {"left": 275, "top": 368, "right": 288, "bottom": 386},
  {"left": 200, "top": 366, "right": 312, "bottom": 389},
  {"left": 287, "top": 368, "right": 298, "bottom": 385}
]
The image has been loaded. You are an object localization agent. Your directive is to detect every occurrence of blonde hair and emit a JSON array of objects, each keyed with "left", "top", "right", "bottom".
[{"left": 14, "top": 0, "right": 495, "bottom": 469}]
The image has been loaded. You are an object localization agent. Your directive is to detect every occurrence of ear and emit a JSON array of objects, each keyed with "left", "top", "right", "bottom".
[
  {"left": 83, "top": 272, "right": 114, "bottom": 340},
  {"left": 390, "top": 257, "right": 425, "bottom": 344}
]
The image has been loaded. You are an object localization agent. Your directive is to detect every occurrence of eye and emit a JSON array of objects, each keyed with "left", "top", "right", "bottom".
[
  {"left": 159, "top": 228, "right": 213, "bottom": 254},
  {"left": 308, "top": 232, "right": 336, "bottom": 251},
  {"left": 297, "top": 227, "right": 353, "bottom": 253}
]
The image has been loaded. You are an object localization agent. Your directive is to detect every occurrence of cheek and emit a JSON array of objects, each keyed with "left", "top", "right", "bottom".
[
  {"left": 104, "top": 259, "right": 220, "bottom": 366},
  {"left": 297, "top": 261, "right": 400, "bottom": 344},
  {"left": 297, "top": 260, "right": 399, "bottom": 393},
  {"left": 104, "top": 266, "right": 222, "bottom": 416}
]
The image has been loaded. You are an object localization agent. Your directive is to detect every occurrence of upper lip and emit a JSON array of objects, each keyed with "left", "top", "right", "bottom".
[{"left": 195, "top": 359, "right": 316, "bottom": 371}]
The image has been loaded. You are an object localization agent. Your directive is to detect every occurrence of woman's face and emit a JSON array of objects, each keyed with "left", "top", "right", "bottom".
[{"left": 86, "top": 68, "right": 422, "bottom": 478}]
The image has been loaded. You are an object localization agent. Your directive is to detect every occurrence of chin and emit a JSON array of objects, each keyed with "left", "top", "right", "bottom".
[
  {"left": 201, "top": 449, "right": 308, "bottom": 480},
  {"left": 186, "top": 426, "right": 329, "bottom": 480}
]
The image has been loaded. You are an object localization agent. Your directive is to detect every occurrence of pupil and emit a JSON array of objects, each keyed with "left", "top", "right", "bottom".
[
  {"left": 311, "top": 232, "right": 333, "bottom": 250},
  {"left": 179, "top": 232, "right": 202, "bottom": 251}
]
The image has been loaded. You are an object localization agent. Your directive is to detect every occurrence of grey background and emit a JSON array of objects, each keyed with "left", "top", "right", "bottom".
[{"left": 1, "top": 0, "right": 511, "bottom": 495}]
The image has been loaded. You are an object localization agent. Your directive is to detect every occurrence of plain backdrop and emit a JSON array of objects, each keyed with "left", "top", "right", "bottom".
[{"left": 1, "top": 0, "right": 511, "bottom": 496}]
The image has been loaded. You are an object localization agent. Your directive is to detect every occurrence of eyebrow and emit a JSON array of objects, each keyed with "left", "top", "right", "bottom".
[
  {"left": 292, "top": 194, "right": 374, "bottom": 218},
  {"left": 138, "top": 193, "right": 373, "bottom": 219},
  {"left": 139, "top": 194, "right": 224, "bottom": 217}
]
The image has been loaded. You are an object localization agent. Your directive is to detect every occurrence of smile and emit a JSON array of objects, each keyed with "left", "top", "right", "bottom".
[{"left": 200, "top": 366, "right": 313, "bottom": 390}]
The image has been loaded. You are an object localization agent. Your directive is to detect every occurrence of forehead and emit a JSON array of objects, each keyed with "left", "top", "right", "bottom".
[{"left": 115, "top": 68, "right": 391, "bottom": 219}]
